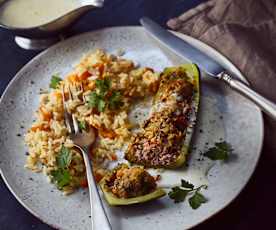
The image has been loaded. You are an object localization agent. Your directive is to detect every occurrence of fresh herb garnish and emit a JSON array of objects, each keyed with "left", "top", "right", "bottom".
[
  {"left": 96, "top": 78, "right": 111, "bottom": 96},
  {"left": 51, "top": 145, "right": 72, "bottom": 189},
  {"left": 78, "top": 120, "right": 87, "bottom": 131},
  {"left": 51, "top": 169, "right": 71, "bottom": 189},
  {"left": 189, "top": 191, "right": 208, "bottom": 209},
  {"left": 98, "top": 98, "right": 106, "bottom": 112},
  {"left": 181, "top": 179, "right": 194, "bottom": 189},
  {"left": 56, "top": 145, "right": 72, "bottom": 168},
  {"left": 204, "top": 141, "right": 233, "bottom": 161},
  {"left": 50, "top": 75, "right": 62, "bottom": 89},
  {"left": 168, "top": 179, "right": 207, "bottom": 209},
  {"left": 109, "top": 91, "right": 123, "bottom": 109},
  {"left": 168, "top": 186, "right": 189, "bottom": 203},
  {"left": 87, "top": 78, "right": 122, "bottom": 112},
  {"left": 88, "top": 92, "right": 105, "bottom": 112}
]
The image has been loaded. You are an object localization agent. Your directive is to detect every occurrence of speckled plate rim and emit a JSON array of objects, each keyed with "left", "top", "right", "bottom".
[{"left": 0, "top": 26, "right": 264, "bottom": 230}]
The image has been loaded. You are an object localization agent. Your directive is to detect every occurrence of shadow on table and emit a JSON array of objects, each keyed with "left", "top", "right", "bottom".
[{"left": 193, "top": 145, "right": 276, "bottom": 230}]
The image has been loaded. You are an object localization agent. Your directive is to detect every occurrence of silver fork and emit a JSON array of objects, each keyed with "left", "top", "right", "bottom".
[{"left": 62, "top": 84, "right": 112, "bottom": 230}]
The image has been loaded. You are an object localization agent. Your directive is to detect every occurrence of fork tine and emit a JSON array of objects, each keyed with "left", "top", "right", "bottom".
[
  {"left": 68, "top": 83, "right": 73, "bottom": 100},
  {"left": 72, "top": 114, "right": 79, "bottom": 133},
  {"left": 62, "top": 85, "right": 74, "bottom": 134},
  {"left": 80, "top": 83, "right": 86, "bottom": 102},
  {"left": 77, "top": 82, "right": 87, "bottom": 103},
  {"left": 68, "top": 84, "right": 80, "bottom": 134}
]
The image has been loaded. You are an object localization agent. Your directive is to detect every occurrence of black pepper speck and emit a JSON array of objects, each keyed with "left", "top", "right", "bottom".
[{"left": 16, "top": 133, "right": 21, "bottom": 137}]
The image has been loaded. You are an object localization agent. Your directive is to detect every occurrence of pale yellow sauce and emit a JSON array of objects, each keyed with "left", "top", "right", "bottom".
[{"left": 0, "top": 0, "right": 81, "bottom": 28}]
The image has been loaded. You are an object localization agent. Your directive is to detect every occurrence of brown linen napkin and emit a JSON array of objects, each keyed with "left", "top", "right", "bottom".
[{"left": 167, "top": 0, "right": 276, "bottom": 155}]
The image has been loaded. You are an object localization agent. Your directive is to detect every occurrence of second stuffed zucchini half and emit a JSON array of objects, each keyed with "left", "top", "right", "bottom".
[
  {"left": 125, "top": 64, "right": 200, "bottom": 168},
  {"left": 99, "top": 164, "right": 166, "bottom": 206}
]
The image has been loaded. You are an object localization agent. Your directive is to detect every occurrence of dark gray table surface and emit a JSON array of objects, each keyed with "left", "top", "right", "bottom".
[{"left": 1, "top": 0, "right": 275, "bottom": 229}]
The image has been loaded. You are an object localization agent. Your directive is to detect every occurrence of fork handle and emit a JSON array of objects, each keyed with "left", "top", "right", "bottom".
[
  {"left": 80, "top": 147, "right": 112, "bottom": 230},
  {"left": 219, "top": 71, "right": 276, "bottom": 120}
]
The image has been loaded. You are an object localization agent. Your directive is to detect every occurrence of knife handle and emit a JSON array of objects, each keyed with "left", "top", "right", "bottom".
[{"left": 218, "top": 71, "right": 276, "bottom": 120}]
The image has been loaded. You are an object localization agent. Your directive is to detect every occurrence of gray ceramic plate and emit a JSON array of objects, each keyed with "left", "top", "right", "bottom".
[{"left": 0, "top": 27, "right": 263, "bottom": 230}]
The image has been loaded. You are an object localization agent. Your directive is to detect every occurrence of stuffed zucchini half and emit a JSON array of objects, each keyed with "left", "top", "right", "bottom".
[
  {"left": 125, "top": 64, "right": 200, "bottom": 168},
  {"left": 100, "top": 164, "right": 166, "bottom": 206}
]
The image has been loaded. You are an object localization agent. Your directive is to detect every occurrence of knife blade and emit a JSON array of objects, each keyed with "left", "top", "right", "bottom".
[
  {"left": 140, "top": 17, "right": 276, "bottom": 120},
  {"left": 140, "top": 17, "right": 223, "bottom": 77}
]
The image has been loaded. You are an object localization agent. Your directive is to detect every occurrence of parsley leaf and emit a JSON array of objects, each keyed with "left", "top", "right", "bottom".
[
  {"left": 88, "top": 79, "right": 122, "bottom": 112},
  {"left": 98, "top": 99, "right": 106, "bottom": 112},
  {"left": 168, "top": 186, "right": 189, "bottom": 203},
  {"left": 56, "top": 145, "right": 72, "bottom": 169},
  {"left": 181, "top": 179, "right": 194, "bottom": 190},
  {"left": 51, "top": 169, "right": 71, "bottom": 189},
  {"left": 109, "top": 91, "right": 122, "bottom": 109},
  {"left": 87, "top": 79, "right": 122, "bottom": 112},
  {"left": 188, "top": 191, "right": 208, "bottom": 209},
  {"left": 204, "top": 141, "right": 233, "bottom": 161},
  {"left": 88, "top": 92, "right": 106, "bottom": 112},
  {"left": 88, "top": 92, "right": 100, "bottom": 108},
  {"left": 168, "top": 179, "right": 208, "bottom": 209},
  {"left": 88, "top": 90, "right": 106, "bottom": 112},
  {"left": 78, "top": 120, "right": 87, "bottom": 131},
  {"left": 50, "top": 75, "right": 62, "bottom": 89},
  {"left": 51, "top": 145, "right": 72, "bottom": 189},
  {"left": 96, "top": 78, "right": 111, "bottom": 96}
]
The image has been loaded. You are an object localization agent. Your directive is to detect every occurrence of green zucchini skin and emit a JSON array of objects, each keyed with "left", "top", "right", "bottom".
[
  {"left": 100, "top": 180, "right": 166, "bottom": 206},
  {"left": 125, "top": 64, "right": 200, "bottom": 169},
  {"left": 99, "top": 164, "right": 166, "bottom": 206},
  {"left": 168, "top": 64, "right": 200, "bottom": 169}
]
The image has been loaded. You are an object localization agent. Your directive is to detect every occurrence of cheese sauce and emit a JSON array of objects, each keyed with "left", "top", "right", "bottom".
[{"left": 0, "top": 0, "right": 81, "bottom": 28}]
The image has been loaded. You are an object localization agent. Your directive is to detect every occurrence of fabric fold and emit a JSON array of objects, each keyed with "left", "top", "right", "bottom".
[{"left": 167, "top": 0, "right": 276, "bottom": 154}]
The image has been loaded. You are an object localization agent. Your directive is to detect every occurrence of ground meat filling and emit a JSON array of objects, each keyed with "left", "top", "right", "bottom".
[
  {"left": 125, "top": 73, "right": 194, "bottom": 167},
  {"left": 105, "top": 165, "right": 157, "bottom": 198}
]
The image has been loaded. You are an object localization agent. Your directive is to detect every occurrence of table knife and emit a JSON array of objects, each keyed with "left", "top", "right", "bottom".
[{"left": 140, "top": 17, "right": 276, "bottom": 120}]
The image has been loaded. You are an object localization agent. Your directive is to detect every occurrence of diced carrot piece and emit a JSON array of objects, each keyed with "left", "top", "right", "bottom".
[
  {"left": 31, "top": 124, "right": 50, "bottom": 132},
  {"left": 79, "top": 70, "right": 91, "bottom": 81},
  {"left": 93, "top": 63, "right": 105, "bottom": 77},
  {"left": 53, "top": 91, "right": 62, "bottom": 99},
  {"left": 31, "top": 125, "right": 40, "bottom": 132},
  {"left": 87, "top": 81, "right": 96, "bottom": 90},
  {"left": 94, "top": 172, "right": 104, "bottom": 183},
  {"left": 80, "top": 178, "right": 88, "bottom": 188},
  {"left": 111, "top": 153, "right": 118, "bottom": 161},
  {"left": 99, "top": 128, "right": 117, "bottom": 139},
  {"left": 67, "top": 74, "right": 79, "bottom": 83},
  {"left": 39, "top": 107, "right": 52, "bottom": 121}
]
